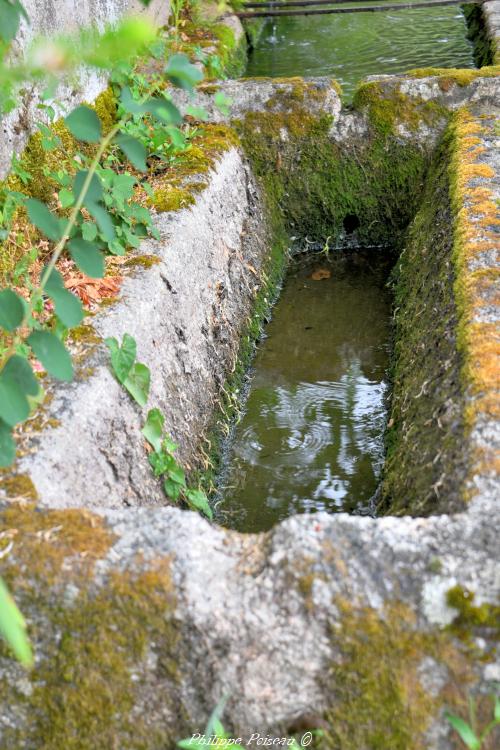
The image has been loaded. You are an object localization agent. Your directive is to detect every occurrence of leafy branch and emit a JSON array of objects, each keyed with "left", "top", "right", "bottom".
[
  {"left": 0, "top": 46, "right": 203, "bottom": 467},
  {"left": 446, "top": 695, "right": 500, "bottom": 749},
  {"left": 107, "top": 335, "right": 213, "bottom": 519}
]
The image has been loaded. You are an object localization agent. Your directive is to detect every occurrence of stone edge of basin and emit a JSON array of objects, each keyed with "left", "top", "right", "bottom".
[{"left": 482, "top": 0, "right": 500, "bottom": 62}]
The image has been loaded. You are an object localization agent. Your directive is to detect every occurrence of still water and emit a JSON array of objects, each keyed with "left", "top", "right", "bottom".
[
  {"left": 219, "top": 251, "right": 393, "bottom": 533},
  {"left": 245, "top": 7, "right": 475, "bottom": 98}
]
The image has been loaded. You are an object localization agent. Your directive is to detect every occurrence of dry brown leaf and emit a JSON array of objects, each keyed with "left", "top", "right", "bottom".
[{"left": 311, "top": 268, "right": 331, "bottom": 281}]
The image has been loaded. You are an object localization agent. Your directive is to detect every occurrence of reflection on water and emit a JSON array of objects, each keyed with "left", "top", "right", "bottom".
[
  {"left": 245, "top": 8, "right": 475, "bottom": 98},
  {"left": 219, "top": 250, "right": 393, "bottom": 532}
]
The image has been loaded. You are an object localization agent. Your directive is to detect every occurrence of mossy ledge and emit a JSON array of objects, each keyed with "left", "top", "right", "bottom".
[
  {"left": 234, "top": 79, "right": 429, "bottom": 249},
  {"left": 320, "top": 599, "right": 489, "bottom": 750},
  {"left": 0, "top": 503, "right": 183, "bottom": 749},
  {"left": 380, "top": 122, "right": 469, "bottom": 516}
]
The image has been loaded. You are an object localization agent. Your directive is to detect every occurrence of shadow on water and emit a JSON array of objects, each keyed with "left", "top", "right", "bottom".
[
  {"left": 245, "top": 7, "right": 475, "bottom": 99},
  {"left": 218, "top": 249, "right": 395, "bottom": 533}
]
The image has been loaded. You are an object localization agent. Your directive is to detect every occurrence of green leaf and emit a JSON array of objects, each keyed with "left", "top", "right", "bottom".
[
  {"left": 0, "top": 288, "right": 25, "bottom": 331},
  {"left": 0, "top": 419, "right": 16, "bottom": 468},
  {"left": 214, "top": 91, "right": 233, "bottom": 117},
  {"left": 186, "top": 489, "right": 213, "bottom": 520},
  {"left": 73, "top": 170, "right": 103, "bottom": 207},
  {"left": 164, "top": 478, "right": 182, "bottom": 501},
  {"left": 165, "top": 126, "right": 186, "bottom": 150},
  {"left": 494, "top": 695, "right": 500, "bottom": 722},
  {"left": 0, "top": 578, "right": 33, "bottom": 667},
  {"left": 58, "top": 188, "right": 74, "bottom": 209},
  {"left": 68, "top": 238, "right": 105, "bottom": 278},
  {"left": 162, "top": 435, "right": 178, "bottom": 454},
  {"left": 44, "top": 267, "right": 84, "bottom": 328},
  {"left": 0, "top": 0, "right": 27, "bottom": 44},
  {"left": 109, "top": 240, "right": 126, "bottom": 256},
  {"left": 82, "top": 221, "right": 98, "bottom": 242},
  {"left": 115, "top": 134, "right": 147, "bottom": 172},
  {"left": 445, "top": 714, "right": 481, "bottom": 750},
  {"left": 145, "top": 97, "right": 182, "bottom": 126},
  {"left": 112, "top": 173, "right": 136, "bottom": 203},
  {"left": 149, "top": 450, "right": 174, "bottom": 477},
  {"left": 142, "top": 408, "right": 164, "bottom": 452},
  {"left": 90, "top": 203, "right": 115, "bottom": 242},
  {"left": 0, "top": 374, "right": 29, "bottom": 426},
  {"left": 2, "top": 355, "right": 39, "bottom": 396},
  {"left": 105, "top": 333, "right": 136, "bottom": 384},
  {"left": 124, "top": 362, "right": 150, "bottom": 407},
  {"left": 65, "top": 105, "right": 102, "bottom": 143},
  {"left": 168, "top": 464, "right": 185, "bottom": 485},
  {"left": 27, "top": 331, "right": 73, "bottom": 382},
  {"left": 165, "top": 54, "right": 203, "bottom": 91},
  {"left": 120, "top": 86, "right": 146, "bottom": 116},
  {"left": 26, "top": 198, "right": 63, "bottom": 242},
  {"left": 186, "top": 104, "right": 209, "bottom": 121}
]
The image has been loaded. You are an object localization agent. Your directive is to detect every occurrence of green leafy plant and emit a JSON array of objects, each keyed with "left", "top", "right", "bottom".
[
  {"left": 0, "top": 8, "right": 204, "bottom": 468},
  {"left": 0, "top": 577, "right": 32, "bottom": 667},
  {"left": 177, "top": 696, "right": 245, "bottom": 749},
  {"left": 143, "top": 408, "right": 213, "bottom": 518},
  {"left": 445, "top": 695, "right": 500, "bottom": 749},
  {"left": 170, "top": 0, "right": 186, "bottom": 39},
  {"left": 106, "top": 333, "right": 212, "bottom": 519},
  {"left": 106, "top": 333, "right": 151, "bottom": 407}
]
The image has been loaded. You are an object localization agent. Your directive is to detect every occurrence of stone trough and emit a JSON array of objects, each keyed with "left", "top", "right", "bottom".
[{"left": 0, "top": 28, "right": 499, "bottom": 750}]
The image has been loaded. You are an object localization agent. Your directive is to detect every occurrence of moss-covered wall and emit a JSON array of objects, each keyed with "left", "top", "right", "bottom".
[
  {"left": 380, "top": 125, "right": 469, "bottom": 516},
  {"left": 463, "top": 4, "right": 497, "bottom": 67},
  {"left": 234, "top": 80, "right": 430, "bottom": 249},
  {"left": 0, "top": 504, "right": 183, "bottom": 749}
]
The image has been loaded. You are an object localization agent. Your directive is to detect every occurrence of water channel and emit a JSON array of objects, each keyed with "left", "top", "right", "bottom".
[
  {"left": 245, "top": 6, "right": 475, "bottom": 98},
  {"left": 219, "top": 7, "right": 476, "bottom": 532},
  {"left": 219, "top": 252, "right": 394, "bottom": 532}
]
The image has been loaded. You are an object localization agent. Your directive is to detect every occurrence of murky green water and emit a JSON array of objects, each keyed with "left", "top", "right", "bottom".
[
  {"left": 245, "top": 7, "right": 475, "bottom": 98},
  {"left": 219, "top": 251, "right": 393, "bottom": 532}
]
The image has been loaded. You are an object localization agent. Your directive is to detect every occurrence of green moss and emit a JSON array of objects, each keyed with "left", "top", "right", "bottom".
[
  {"left": 6, "top": 118, "right": 80, "bottom": 203},
  {"left": 447, "top": 585, "right": 500, "bottom": 635},
  {"left": 124, "top": 254, "right": 161, "bottom": 270},
  {"left": 235, "top": 94, "right": 428, "bottom": 247},
  {"left": 91, "top": 87, "right": 118, "bottom": 135},
  {"left": 406, "top": 65, "right": 500, "bottom": 83},
  {"left": 24, "top": 567, "right": 179, "bottom": 749},
  {"left": 211, "top": 22, "right": 247, "bottom": 78},
  {"left": 0, "top": 472, "right": 38, "bottom": 501},
  {"left": 197, "top": 84, "right": 220, "bottom": 95},
  {"left": 322, "top": 602, "right": 440, "bottom": 749},
  {"left": 320, "top": 598, "right": 499, "bottom": 749},
  {"left": 176, "top": 144, "right": 212, "bottom": 175},
  {"left": 353, "top": 81, "right": 448, "bottom": 137},
  {"left": 69, "top": 324, "right": 102, "bottom": 346},
  {"left": 463, "top": 5, "right": 497, "bottom": 66},
  {"left": 0, "top": 503, "right": 182, "bottom": 749},
  {"left": 149, "top": 186, "right": 196, "bottom": 212},
  {"left": 380, "top": 125, "right": 468, "bottom": 516}
]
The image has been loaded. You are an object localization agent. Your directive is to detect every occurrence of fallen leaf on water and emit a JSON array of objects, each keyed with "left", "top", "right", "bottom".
[{"left": 311, "top": 268, "right": 331, "bottom": 281}]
